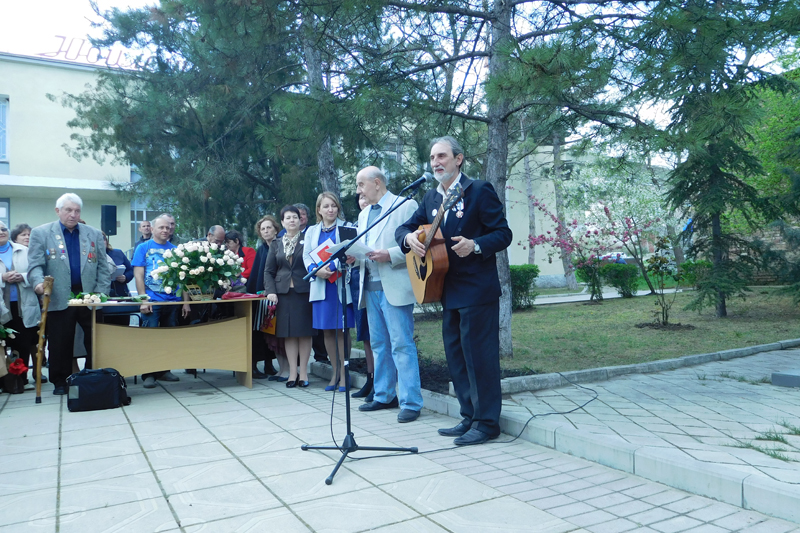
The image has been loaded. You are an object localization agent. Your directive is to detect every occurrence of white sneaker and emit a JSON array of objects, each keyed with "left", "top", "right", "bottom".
[{"left": 143, "top": 376, "right": 156, "bottom": 389}]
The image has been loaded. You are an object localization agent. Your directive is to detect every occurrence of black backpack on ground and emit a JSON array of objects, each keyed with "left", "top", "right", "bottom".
[{"left": 66, "top": 368, "right": 132, "bottom": 412}]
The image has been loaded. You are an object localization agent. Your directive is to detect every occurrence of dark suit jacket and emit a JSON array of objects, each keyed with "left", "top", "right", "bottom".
[
  {"left": 396, "top": 173, "right": 512, "bottom": 310},
  {"left": 263, "top": 236, "right": 311, "bottom": 295}
]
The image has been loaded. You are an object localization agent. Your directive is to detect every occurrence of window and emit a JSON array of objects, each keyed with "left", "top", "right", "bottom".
[
  {"left": 0, "top": 199, "right": 9, "bottom": 229},
  {"left": 0, "top": 97, "right": 8, "bottom": 162}
]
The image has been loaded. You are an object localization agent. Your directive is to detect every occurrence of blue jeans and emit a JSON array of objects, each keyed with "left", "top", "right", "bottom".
[
  {"left": 365, "top": 290, "right": 422, "bottom": 411},
  {"left": 141, "top": 304, "right": 178, "bottom": 328}
]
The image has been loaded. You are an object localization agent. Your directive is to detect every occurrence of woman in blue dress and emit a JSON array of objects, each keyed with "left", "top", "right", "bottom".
[{"left": 303, "top": 192, "right": 356, "bottom": 391}]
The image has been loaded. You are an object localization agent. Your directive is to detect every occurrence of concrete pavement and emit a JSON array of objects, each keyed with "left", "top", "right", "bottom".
[{"left": 2, "top": 361, "right": 799, "bottom": 532}]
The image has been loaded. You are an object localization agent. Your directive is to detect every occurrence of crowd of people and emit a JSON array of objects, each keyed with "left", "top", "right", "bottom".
[{"left": 1, "top": 136, "right": 512, "bottom": 446}]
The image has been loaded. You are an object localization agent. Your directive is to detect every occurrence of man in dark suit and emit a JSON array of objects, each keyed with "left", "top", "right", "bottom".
[
  {"left": 28, "top": 193, "right": 114, "bottom": 395},
  {"left": 396, "top": 136, "right": 512, "bottom": 445}
]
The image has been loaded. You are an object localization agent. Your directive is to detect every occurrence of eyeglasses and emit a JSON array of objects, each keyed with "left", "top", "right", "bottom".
[{"left": 0, "top": 227, "right": 8, "bottom": 233}]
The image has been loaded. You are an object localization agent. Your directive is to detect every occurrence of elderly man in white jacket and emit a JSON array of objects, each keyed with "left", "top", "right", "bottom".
[{"left": 352, "top": 166, "right": 422, "bottom": 424}]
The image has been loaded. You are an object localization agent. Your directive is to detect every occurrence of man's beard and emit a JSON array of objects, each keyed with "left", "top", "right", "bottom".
[{"left": 434, "top": 169, "right": 457, "bottom": 184}]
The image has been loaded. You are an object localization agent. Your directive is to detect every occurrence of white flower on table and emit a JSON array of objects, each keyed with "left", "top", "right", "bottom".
[
  {"left": 165, "top": 286, "right": 172, "bottom": 294},
  {"left": 179, "top": 271, "right": 186, "bottom": 280},
  {"left": 182, "top": 257, "right": 190, "bottom": 264}
]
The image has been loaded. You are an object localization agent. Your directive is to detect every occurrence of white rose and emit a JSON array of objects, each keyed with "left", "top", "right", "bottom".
[
  {"left": 217, "top": 258, "right": 224, "bottom": 266},
  {"left": 200, "top": 255, "right": 208, "bottom": 263},
  {"left": 218, "top": 279, "right": 224, "bottom": 286},
  {"left": 179, "top": 271, "right": 186, "bottom": 280},
  {"left": 208, "top": 267, "right": 213, "bottom": 272},
  {"left": 152, "top": 272, "right": 160, "bottom": 280},
  {"left": 175, "top": 249, "right": 184, "bottom": 257},
  {"left": 171, "top": 262, "right": 179, "bottom": 268},
  {"left": 198, "top": 266, "right": 205, "bottom": 273},
  {"left": 182, "top": 257, "right": 190, "bottom": 264},
  {"left": 211, "top": 243, "right": 219, "bottom": 250},
  {"left": 240, "top": 277, "right": 247, "bottom": 283},
  {"left": 180, "top": 265, "right": 188, "bottom": 271},
  {"left": 164, "top": 286, "right": 172, "bottom": 294}
]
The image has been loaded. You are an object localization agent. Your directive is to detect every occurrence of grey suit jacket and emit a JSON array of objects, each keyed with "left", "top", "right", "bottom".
[
  {"left": 263, "top": 236, "right": 311, "bottom": 295},
  {"left": 28, "top": 221, "right": 114, "bottom": 312}
]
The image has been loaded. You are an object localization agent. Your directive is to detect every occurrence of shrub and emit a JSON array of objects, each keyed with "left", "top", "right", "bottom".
[
  {"left": 510, "top": 264, "right": 540, "bottom": 310},
  {"left": 599, "top": 263, "right": 640, "bottom": 298},
  {"left": 574, "top": 257, "right": 604, "bottom": 301},
  {"left": 680, "top": 259, "right": 712, "bottom": 289}
]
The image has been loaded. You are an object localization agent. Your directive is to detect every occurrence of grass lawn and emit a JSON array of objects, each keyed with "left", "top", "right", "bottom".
[{"left": 412, "top": 287, "right": 800, "bottom": 374}]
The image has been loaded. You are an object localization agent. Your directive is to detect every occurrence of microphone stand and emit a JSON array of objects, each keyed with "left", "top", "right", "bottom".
[{"left": 300, "top": 187, "right": 422, "bottom": 485}]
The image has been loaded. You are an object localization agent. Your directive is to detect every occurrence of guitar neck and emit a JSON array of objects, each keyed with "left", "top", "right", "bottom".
[{"left": 423, "top": 209, "right": 446, "bottom": 252}]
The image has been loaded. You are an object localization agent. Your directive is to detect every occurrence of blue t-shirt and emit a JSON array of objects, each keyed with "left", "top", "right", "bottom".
[{"left": 131, "top": 240, "right": 181, "bottom": 302}]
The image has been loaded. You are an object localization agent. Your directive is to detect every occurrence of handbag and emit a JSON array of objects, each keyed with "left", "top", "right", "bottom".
[
  {"left": 66, "top": 368, "right": 132, "bottom": 412},
  {"left": 260, "top": 302, "right": 277, "bottom": 335}
]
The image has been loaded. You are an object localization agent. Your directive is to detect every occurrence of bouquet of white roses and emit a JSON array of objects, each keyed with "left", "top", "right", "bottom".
[{"left": 151, "top": 241, "right": 245, "bottom": 296}]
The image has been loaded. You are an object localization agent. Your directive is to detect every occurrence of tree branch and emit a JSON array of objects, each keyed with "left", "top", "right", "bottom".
[{"left": 385, "top": 0, "right": 490, "bottom": 20}]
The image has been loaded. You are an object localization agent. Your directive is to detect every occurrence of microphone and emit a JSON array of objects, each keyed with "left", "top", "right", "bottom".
[{"left": 400, "top": 172, "right": 434, "bottom": 193}]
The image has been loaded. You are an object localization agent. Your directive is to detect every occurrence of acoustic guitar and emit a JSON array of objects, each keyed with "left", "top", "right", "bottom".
[{"left": 406, "top": 184, "right": 464, "bottom": 303}]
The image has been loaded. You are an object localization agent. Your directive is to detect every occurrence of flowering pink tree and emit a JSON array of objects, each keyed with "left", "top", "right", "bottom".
[{"left": 528, "top": 197, "right": 617, "bottom": 302}]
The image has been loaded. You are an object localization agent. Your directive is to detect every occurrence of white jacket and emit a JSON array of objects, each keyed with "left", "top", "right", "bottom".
[{"left": 0, "top": 242, "right": 42, "bottom": 328}]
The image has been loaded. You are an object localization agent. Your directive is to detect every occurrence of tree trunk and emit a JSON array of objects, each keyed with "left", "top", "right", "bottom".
[
  {"left": 486, "top": 0, "right": 513, "bottom": 358},
  {"left": 524, "top": 153, "right": 536, "bottom": 264},
  {"left": 302, "top": 21, "right": 338, "bottom": 195},
  {"left": 666, "top": 224, "right": 685, "bottom": 264},
  {"left": 552, "top": 131, "right": 578, "bottom": 290},
  {"left": 711, "top": 211, "right": 727, "bottom": 317}
]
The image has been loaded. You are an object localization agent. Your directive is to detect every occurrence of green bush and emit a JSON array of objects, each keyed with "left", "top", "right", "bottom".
[
  {"left": 510, "top": 264, "right": 540, "bottom": 310},
  {"left": 680, "top": 260, "right": 712, "bottom": 288},
  {"left": 599, "top": 263, "right": 640, "bottom": 298}
]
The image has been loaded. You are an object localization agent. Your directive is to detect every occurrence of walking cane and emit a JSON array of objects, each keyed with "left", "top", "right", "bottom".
[{"left": 35, "top": 276, "right": 54, "bottom": 404}]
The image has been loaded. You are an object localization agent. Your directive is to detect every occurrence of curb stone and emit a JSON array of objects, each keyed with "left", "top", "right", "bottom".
[{"left": 499, "top": 338, "right": 800, "bottom": 394}]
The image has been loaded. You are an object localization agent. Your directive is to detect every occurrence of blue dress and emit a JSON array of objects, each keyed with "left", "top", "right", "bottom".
[{"left": 312, "top": 226, "right": 355, "bottom": 330}]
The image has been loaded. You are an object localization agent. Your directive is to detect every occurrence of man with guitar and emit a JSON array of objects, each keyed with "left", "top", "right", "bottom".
[{"left": 397, "top": 136, "right": 512, "bottom": 446}]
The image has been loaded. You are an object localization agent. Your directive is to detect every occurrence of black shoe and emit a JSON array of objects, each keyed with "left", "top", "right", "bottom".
[
  {"left": 53, "top": 385, "right": 67, "bottom": 396},
  {"left": 40, "top": 375, "right": 49, "bottom": 384},
  {"left": 364, "top": 390, "right": 374, "bottom": 403},
  {"left": 454, "top": 428, "right": 497, "bottom": 446},
  {"left": 397, "top": 409, "right": 420, "bottom": 423},
  {"left": 313, "top": 354, "right": 327, "bottom": 362},
  {"left": 351, "top": 374, "right": 373, "bottom": 398},
  {"left": 438, "top": 421, "right": 471, "bottom": 437},
  {"left": 286, "top": 377, "right": 299, "bottom": 388},
  {"left": 358, "top": 397, "right": 399, "bottom": 411},
  {"left": 252, "top": 369, "right": 269, "bottom": 380}
]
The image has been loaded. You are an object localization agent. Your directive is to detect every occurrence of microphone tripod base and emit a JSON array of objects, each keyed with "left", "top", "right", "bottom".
[{"left": 302, "top": 433, "right": 418, "bottom": 485}]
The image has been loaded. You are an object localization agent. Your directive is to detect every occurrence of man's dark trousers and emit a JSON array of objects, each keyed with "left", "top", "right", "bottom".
[
  {"left": 442, "top": 299, "right": 502, "bottom": 437},
  {"left": 46, "top": 306, "right": 93, "bottom": 386}
]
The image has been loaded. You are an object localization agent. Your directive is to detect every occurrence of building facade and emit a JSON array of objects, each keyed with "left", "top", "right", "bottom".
[{"left": 0, "top": 52, "right": 134, "bottom": 250}]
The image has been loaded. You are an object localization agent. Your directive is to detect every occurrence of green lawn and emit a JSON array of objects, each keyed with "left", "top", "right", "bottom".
[{"left": 412, "top": 287, "right": 800, "bottom": 374}]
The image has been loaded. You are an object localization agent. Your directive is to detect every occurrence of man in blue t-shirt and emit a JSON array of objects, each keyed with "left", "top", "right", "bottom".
[{"left": 132, "top": 214, "right": 190, "bottom": 388}]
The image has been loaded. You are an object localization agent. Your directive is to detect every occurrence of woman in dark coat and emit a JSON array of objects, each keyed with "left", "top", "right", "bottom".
[
  {"left": 247, "top": 215, "right": 281, "bottom": 378},
  {"left": 263, "top": 206, "right": 313, "bottom": 388}
]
